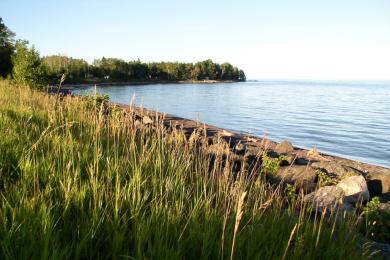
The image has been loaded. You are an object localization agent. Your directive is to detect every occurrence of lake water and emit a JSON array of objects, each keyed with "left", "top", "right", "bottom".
[{"left": 73, "top": 80, "right": 390, "bottom": 167}]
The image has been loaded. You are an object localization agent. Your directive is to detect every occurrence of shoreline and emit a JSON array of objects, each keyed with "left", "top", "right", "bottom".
[
  {"left": 119, "top": 103, "right": 390, "bottom": 203},
  {"left": 59, "top": 79, "right": 241, "bottom": 89}
]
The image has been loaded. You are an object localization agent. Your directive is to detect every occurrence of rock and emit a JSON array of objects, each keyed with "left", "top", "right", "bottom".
[
  {"left": 279, "top": 154, "right": 295, "bottom": 166},
  {"left": 336, "top": 175, "right": 369, "bottom": 204},
  {"left": 365, "top": 168, "right": 390, "bottom": 196},
  {"left": 220, "top": 129, "right": 234, "bottom": 137},
  {"left": 245, "top": 145, "right": 263, "bottom": 157},
  {"left": 289, "top": 151, "right": 310, "bottom": 165},
  {"left": 292, "top": 150, "right": 315, "bottom": 165},
  {"left": 205, "top": 143, "right": 230, "bottom": 156},
  {"left": 307, "top": 147, "right": 331, "bottom": 162},
  {"left": 295, "top": 157, "right": 310, "bottom": 165},
  {"left": 379, "top": 193, "right": 390, "bottom": 203},
  {"left": 275, "top": 140, "right": 294, "bottom": 154},
  {"left": 234, "top": 143, "right": 246, "bottom": 155},
  {"left": 142, "top": 116, "right": 153, "bottom": 124},
  {"left": 368, "top": 241, "right": 390, "bottom": 260},
  {"left": 304, "top": 186, "right": 352, "bottom": 212},
  {"left": 267, "top": 150, "right": 279, "bottom": 158},
  {"left": 275, "top": 166, "right": 318, "bottom": 192},
  {"left": 134, "top": 119, "right": 141, "bottom": 128},
  {"left": 311, "top": 161, "right": 361, "bottom": 180},
  {"left": 379, "top": 202, "right": 390, "bottom": 212}
]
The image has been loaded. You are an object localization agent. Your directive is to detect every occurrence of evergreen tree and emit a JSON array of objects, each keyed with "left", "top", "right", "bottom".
[{"left": 0, "top": 17, "right": 15, "bottom": 77}]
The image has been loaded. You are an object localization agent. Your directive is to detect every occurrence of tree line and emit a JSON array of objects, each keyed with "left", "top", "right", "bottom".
[
  {"left": 42, "top": 57, "right": 246, "bottom": 84},
  {"left": 0, "top": 17, "right": 245, "bottom": 88}
]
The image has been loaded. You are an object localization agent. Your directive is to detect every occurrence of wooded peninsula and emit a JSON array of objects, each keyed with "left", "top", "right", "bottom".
[{"left": 43, "top": 56, "right": 246, "bottom": 84}]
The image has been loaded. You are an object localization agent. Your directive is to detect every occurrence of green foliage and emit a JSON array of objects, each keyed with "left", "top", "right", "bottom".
[
  {"left": 42, "top": 55, "right": 246, "bottom": 83},
  {"left": 315, "top": 169, "right": 337, "bottom": 186},
  {"left": 0, "top": 17, "right": 15, "bottom": 77},
  {"left": 363, "top": 197, "right": 381, "bottom": 215},
  {"left": 81, "top": 91, "right": 110, "bottom": 113},
  {"left": 285, "top": 183, "right": 298, "bottom": 204},
  {"left": 12, "top": 40, "right": 46, "bottom": 88},
  {"left": 262, "top": 154, "right": 282, "bottom": 176},
  {"left": 42, "top": 55, "right": 89, "bottom": 84},
  {"left": 0, "top": 79, "right": 369, "bottom": 259},
  {"left": 360, "top": 197, "right": 390, "bottom": 243}
]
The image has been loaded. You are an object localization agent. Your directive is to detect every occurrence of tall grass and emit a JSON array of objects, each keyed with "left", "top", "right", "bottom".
[{"left": 0, "top": 79, "right": 368, "bottom": 259}]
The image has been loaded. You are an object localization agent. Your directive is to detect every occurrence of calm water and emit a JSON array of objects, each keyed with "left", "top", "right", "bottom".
[{"left": 74, "top": 80, "right": 390, "bottom": 167}]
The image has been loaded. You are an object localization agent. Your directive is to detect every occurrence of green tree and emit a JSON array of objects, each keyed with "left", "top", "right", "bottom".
[
  {"left": 42, "top": 55, "right": 89, "bottom": 84},
  {"left": 12, "top": 40, "right": 46, "bottom": 88},
  {"left": 238, "top": 69, "right": 246, "bottom": 81},
  {"left": 0, "top": 17, "right": 15, "bottom": 77},
  {"left": 220, "top": 63, "right": 232, "bottom": 80}
]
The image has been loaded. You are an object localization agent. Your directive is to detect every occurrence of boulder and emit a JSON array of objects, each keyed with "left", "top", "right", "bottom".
[
  {"left": 275, "top": 140, "right": 294, "bottom": 154},
  {"left": 205, "top": 143, "right": 230, "bottom": 156},
  {"left": 279, "top": 154, "right": 295, "bottom": 166},
  {"left": 365, "top": 168, "right": 390, "bottom": 196},
  {"left": 292, "top": 151, "right": 313, "bottom": 165},
  {"left": 379, "top": 202, "right": 390, "bottom": 212},
  {"left": 295, "top": 157, "right": 310, "bottom": 165},
  {"left": 275, "top": 165, "right": 317, "bottom": 192},
  {"left": 142, "top": 116, "right": 153, "bottom": 124},
  {"left": 134, "top": 119, "right": 141, "bottom": 128},
  {"left": 304, "top": 186, "right": 352, "bottom": 212},
  {"left": 306, "top": 147, "right": 331, "bottom": 162},
  {"left": 234, "top": 143, "right": 246, "bottom": 155},
  {"left": 368, "top": 241, "right": 390, "bottom": 260},
  {"left": 311, "top": 161, "right": 361, "bottom": 180},
  {"left": 220, "top": 129, "right": 234, "bottom": 137},
  {"left": 336, "top": 175, "right": 369, "bottom": 204},
  {"left": 245, "top": 145, "right": 263, "bottom": 157}
]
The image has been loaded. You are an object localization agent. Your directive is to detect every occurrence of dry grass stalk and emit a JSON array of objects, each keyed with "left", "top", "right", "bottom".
[
  {"left": 230, "top": 191, "right": 247, "bottom": 260},
  {"left": 282, "top": 223, "right": 298, "bottom": 260}
]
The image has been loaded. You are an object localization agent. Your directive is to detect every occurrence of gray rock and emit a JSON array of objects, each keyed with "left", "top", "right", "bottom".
[
  {"left": 295, "top": 157, "right": 310, "bottom": 165},
  {"left": 275, "top": 140, "right": 294, "bottom": 154},
  {"left": 267, "top": 150, "right": 280, "bottom": 158},
  {"left": 306, "top": 147, "right": 332, "bottom": 162},
  {"left": 304, "top": 186, "right": 353, "bottom": 212},
  {"left": 275, "top": 165, "right": 317, "bottom": 192},
  {"left": 279, "top": 154, "right": 295, "bottom": 166},
  {"left": 134, "top": 119, "right": 141, "bottom": 128},
  {"left": 365, "top": 168, "right": 390, "bottom": 196},
  {"left": 368, "top": 241, "right": 390, "bottom": 260},
  {"left": 205, "top": 143, "right": 230, "bottom": 156},
  {"left": 311, "top": 161, "right": 361, "bottom": 179},
  {"left": 245, "top": 145, "right": 263, "bottom": 157},
  {"left": 234, "top": 143, "right": 246, "bottom": 153},
  {"left": 379, "top": 202, "right": 390, "bottom": 212},
  {"left": 142, "top": 116, "right": 153, "bottom": 124},
  {"left": 336, "top": 175, "right": 369, "bottom": 204}
]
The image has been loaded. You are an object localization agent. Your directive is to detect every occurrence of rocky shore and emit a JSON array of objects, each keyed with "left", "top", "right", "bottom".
[
  {"left": 119, "top": 103, "right": 390, "bottom": 255},
  {"left": 124, "top": 105, "right": 390, "bottom": 208},
  {"left": 61, "top": 79, "right": 239, "bottom": 89}
]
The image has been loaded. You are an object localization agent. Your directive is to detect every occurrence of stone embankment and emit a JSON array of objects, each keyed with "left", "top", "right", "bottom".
[
  {"left": 124, "top": 105, "right": 390, "bottom": 211},
  {"left": 120, "top": 104, "right": 390, "bottom": 256}
]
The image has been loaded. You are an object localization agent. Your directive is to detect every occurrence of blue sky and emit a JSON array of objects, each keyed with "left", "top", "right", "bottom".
[{"left": 1, "top": 0, "right": 390, "bottom": 80}]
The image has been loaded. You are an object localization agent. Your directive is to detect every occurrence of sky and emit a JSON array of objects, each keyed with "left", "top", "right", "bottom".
[{"left": 1, "top": 0, "right": 390, "bottom": 80}]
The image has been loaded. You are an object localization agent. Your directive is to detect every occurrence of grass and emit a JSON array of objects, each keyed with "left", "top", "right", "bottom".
[{"left": 0, "top": 79, "right": 374, "bottom": 259}]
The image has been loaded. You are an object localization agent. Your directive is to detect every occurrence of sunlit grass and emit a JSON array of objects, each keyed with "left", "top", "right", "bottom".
[{"left": 0, "top": 79, "right": 370, "bottom": 259}]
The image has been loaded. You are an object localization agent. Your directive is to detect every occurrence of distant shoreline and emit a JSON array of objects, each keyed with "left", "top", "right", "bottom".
[{"left": 59, "top": 79, "right": 241, "bottom": 89}]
